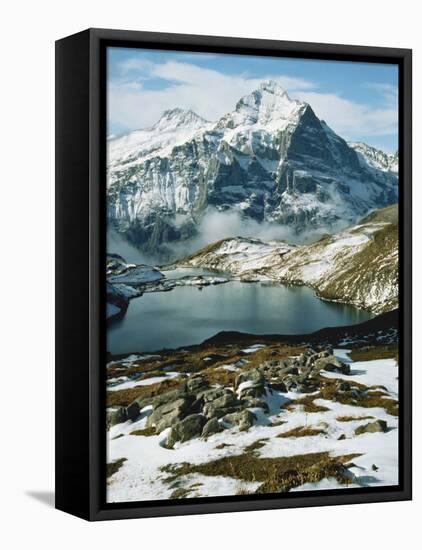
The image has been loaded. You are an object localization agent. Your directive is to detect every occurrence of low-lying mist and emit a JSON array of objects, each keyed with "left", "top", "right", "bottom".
[
  {"left": 107, "top": 229, "right": 158, "bottom": 265},
  {"left": 107, "top": 207, "right": 349, "bottom": 267}
]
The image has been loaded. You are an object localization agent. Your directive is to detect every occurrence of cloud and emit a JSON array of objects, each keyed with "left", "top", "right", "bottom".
[
  {"left": 108, "top": 59, "right": 315, "bottom": 130},
  {"left": 170, "top": 208, "right": 340, "bottom": 261},
  {"left": 108, "top": 58, "right": 398, "bottom": 147},
  {"left": 295, "top": 90, "right": 398, "bottom": 139}
]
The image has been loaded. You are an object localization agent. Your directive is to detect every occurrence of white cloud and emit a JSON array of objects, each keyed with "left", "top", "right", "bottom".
[
  {"left": 295, "top": 90, "right": 398, "bottom": 139},
  {"left": 108, "top": 60, "right": 315, "bottom": 130},
  {"left": 108, "top": 59, "right": 397, "bottom": 145}
]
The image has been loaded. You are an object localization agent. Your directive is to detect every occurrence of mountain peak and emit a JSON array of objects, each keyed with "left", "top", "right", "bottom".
[
  {"left": 349, "top": 142, "right": 398, "bottom": 174},
  {"left": 155, "top": 108, "right": 208, "bottom": 130},
  {"left": 258, "top": 80, "right": 291, "bottom": 99},
  {"left": 216, "top": 80, "right": 303, "bottom": 130}
]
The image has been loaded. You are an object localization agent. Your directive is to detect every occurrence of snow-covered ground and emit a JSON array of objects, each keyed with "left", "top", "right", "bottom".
[
  {"left": 107, "top": 371, "right": 181, "bottom": 392},
  {"left": 107, "top": 349, "right": 398, "bottom": 503}
]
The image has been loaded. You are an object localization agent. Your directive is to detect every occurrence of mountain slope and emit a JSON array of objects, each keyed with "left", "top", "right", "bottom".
[
  {"left": 179, "top": 205, "right": 398, "bottom": 314},
  {"left": 108, "top": 81, "right": 398, "bottom": 257},
  {"left": 349, "top": 142, "right": 398, "bottom": 174}
]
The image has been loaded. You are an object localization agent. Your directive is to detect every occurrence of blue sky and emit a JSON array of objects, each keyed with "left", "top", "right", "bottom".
[{"left": 107, "top": 47, "right": 398, "bottom": 153}]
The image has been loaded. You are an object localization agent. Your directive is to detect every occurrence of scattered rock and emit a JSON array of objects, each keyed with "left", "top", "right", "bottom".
[
  {"left": 107, "top": 407, "right": 127, "bottom": 429},
  {"left": 284, "top": 376, "right": 316, "bottom": 393},
  {"left": 268, "top": 381, "right": 287, "bottom": 393},
  {"left": 198, "top": 387, "right": 232, "bottom": 403},
  {"left": 235, "top": 368, "right": 265, "bottom": 390},
  {"left": 187, "top": 375, "right": 209, "bottom": 393},
  {"left": 152, "top": 387, "right": 189, "bottom": 408},
  {"left": 146, "top": 396, "right": 194, "bottom": 433},
  {"left": 241, "top": 397, "right": 269, "bottom": 413},
  {"left": 238, "top": 383, "right": 266, "bottom": 399},
  {"left": 133, "top": 395, "right": 153, "bottom": 409},
  {"left": 354, "top": 420, "right": 388, "bottom": 436},
  {"left": 315, "top": 356, "right": 350, "bottom": 374},
  {"left": 203, "top": 403, "right": 243, "bottom": 419},
  {"left": 167, "top": 414, "right": 207, "bottom": 447},
  {"left": 223, "top": 409, "right": 256, "bottom": 431},
  {"left": 125, "top": 401, "right": 141, "bottom": 421},
  {"left": 202, "top": 417, "right": 223, "bottom": 438}
]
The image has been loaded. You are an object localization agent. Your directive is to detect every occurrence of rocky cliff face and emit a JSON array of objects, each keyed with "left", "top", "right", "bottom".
[
  {"left": 179, "top": 205, "right": 398, "bottom": 315},
  {"left": 108, "top": 81, "right": 398, "bottom": 258},
  {"left": 349, "top": 142, "right": 398, "bottom": 174}
]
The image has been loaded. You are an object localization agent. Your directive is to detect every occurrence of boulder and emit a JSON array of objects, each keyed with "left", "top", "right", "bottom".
[
  {"left": 146, "top": 396, "right": 194, "bottom": 433},
  {"left": 235, "top": 368, "right": 265, "bottom": 390},
  {"left": 298, "top": 366, "right": 313, "bottom": 376},
  {"left": 284, "top": 376, "right": 316, "bottom": 393},
  {"left": 238, "top": 382, "right": 266, "bottom": 399},
  {"left": 354, "top": 420, "right": 388, "bottom": 436},
  {"left": 125, "top": 401, "right": 141, "bottom": 421},
  {"left": 324, "top": 362, "right": 350, "bottom": 375},
  {"left": 314, "top": 355, "right": 350, "bottom": 375},
  {"left": 201, "top": 417, "right": 223, "bottom": 438},
  {"left": 152, "top": 386, "right": 189, "bottom": 408},
  {"left": 197, "top": 387, "right": 232, "bottom": 403},
  {"left": 296, "top": 354, "right": 305, "bottom": 366},
  {"left": 217, "top": 391, "right": 238, "bottom": 406},
  {"left": 337, "top": 381, "right": 351, "bottom": 392},
  {"left": 223, "top": 409, "right": 255, "bottom": 431},
  {"left": 167, "top": 414, "right": 207, "bottom": 447},
  {"left": 203, "top": 402, "right": 243, "bottom": 419},
  {"left": 276, "top": 365, "right": 299, "bottom": 377},
  {"left": 241, "top": 398, "right": 269, "bottom": 413},
  {"left": 187, "top": 375, "right": 209, "bottom": 393},
  {"left": 106, "top": 407, "right": 127, "bottom": 429},
  {"left": 133, "top": 395, "right": 153, "bottom": 409},
  {"left": 268, "top": 381, "right": 287, "bottom": 393}
]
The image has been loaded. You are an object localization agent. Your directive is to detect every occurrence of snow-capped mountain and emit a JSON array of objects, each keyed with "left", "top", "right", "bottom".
[
  {"left": 108, "top": 108, "right": 212, "bottom": 166},
  {"left": 178, "top": 204, "right": 398, "bottom": 315},
  {"left": 349, "top": 142, "right": 398, "bottom": 174},
  {"left": 108, "top": 81, "right": 398, "bottom": 257}
]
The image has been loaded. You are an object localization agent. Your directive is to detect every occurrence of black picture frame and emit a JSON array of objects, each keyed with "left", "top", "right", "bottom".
[{"left": 55, "top": 27, "right": 412, "bottom": 521}]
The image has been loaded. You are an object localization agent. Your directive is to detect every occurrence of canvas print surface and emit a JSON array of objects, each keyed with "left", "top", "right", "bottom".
[{"left": 105, "top": 47, "right": 399, "bottom": 503}]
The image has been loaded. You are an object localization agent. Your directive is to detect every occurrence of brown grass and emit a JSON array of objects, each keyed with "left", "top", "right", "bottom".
[
  {"left": 130, "top": 427, "right": 156, "bottom": 437},
  {"left": 244, "top": 439, "right": 269, "bottom": 453},
  {"left": 336, "top": 415, "right": 375, "bottom": 422},
  {"left": 235, "top": 487, "right": 254, "bottom": 495},
  {"left": 236, "top": 345, "right": 307, "bottom": 372},
  {"left": 202, "top": 367, "right": 236, "bottom": 387},
  {"left": 106, "top": 377, "right": 184, "bottom": 408},
  {"left": 215, "top": 443, "right": 233, "bottom": 450},
  {"left": 348, "top": 345, "right": 398, "bottom": 362},
  {"left": 106, "top": 458, "right": 126, "bottom": 480},
  {"left": 283, "top": 375, "right": 398, "bottom": 417},
  {"left": 161, "top": 451, "right": 361, "bottom": 494},
  {"left": 170, "top": 487, "right": 192, "bottom": 499},
  {"left": 319, "top": 376, "right": 398, "bottom": 416},
  {"left": 277, "top": 426, "right": 326, "bottom": 438},
  {"left": 283, "top": 395, "right": 330, "bottom": 413}
]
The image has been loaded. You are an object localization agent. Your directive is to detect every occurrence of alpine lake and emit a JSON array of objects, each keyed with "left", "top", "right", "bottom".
[{"left": 107, "top": 268, "right": 373, "bottom": 355}]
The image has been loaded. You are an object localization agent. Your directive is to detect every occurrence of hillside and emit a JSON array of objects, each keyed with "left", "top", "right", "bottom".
[{"left": 178, "top": 205, "right": 398, "bottom": 314}]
